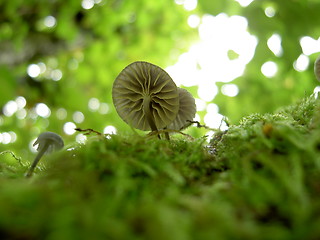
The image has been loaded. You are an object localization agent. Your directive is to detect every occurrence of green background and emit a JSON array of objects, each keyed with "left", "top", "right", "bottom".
[{"left": 1, "top": 0, "right": 320, "bottom": 159}]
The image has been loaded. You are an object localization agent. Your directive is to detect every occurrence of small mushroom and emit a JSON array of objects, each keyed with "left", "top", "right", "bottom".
[
  {"left": 315, "top": 55, "right": 320, "bottom": 81},
  {"left": 112, "top": 61, "right": 180, "bottom": 132},
  {"left": 167, "top": 87, "right": 196, "bottom": 131},
  {"left": 25, "top": 131, "right": 64, "bottom": 178}
]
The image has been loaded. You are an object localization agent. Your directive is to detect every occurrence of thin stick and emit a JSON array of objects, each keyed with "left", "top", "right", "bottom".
[
  {"left": 187, "top": 120, "right": 216, "bottom": 131},
  {"left": 75, "top": 128, "right": 104, "bottom": 136},
  {"left": 25, "top": 142, "right": 49, "bottom": 178}
]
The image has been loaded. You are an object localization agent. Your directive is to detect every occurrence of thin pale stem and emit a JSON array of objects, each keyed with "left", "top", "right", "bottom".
[{"left": 25, "top": 142, "right": 49, "bottom": 178}]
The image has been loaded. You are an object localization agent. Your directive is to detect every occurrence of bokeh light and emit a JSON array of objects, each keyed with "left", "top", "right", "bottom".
[
  {"left": 38, "top": 62, "right": 47, "bottom": 74},
  {"left": 99, "top": 103, "right": 110, "bottom": 115},
  {"left": 221, "top": 84, "right": 239, "bottom": 97},
  {"left": 3, "top": 100, "right": 18, "bottom": 117},
  {"left": 300, "top": 36, "right": 320, "bottom": 56},
  {"left": 104, "top": 125, "right": 117, "bottom": 135},
  {"left": 197, "top": 83, "right": 218, "bottom": 102},
  {"left": 56, "top": 108, "right": 67, "bottom": 120},
  {"left": 27, "top": 64, "right": 41, "bottom": 78},
  {"left": 35, "top": 103, "right": 51, "bottom": 118},
  {"left": 195, "top": 98, "right": 206, "bottom": 111},
  {"left": 73, "top": 111, "right": 85, "bottom": 123},
  {"left": 183, "top": 0, "right": 198, "bottom": 11},
  {"left": 265, "top": 6, "right": 276, "bottom": 18},
  {"left": 76, "top": 134, "right": 87, "bottom": 143},
  {"left": 9, "top": 131, "right": 17, "bottom": 143},
  {"left": 234, "top": 0, "right": 255, "bottom": 7},
  {"left": 261, "top": 61, "right": 278, "bottom": 78},
  {"left": 82, "top": 0, "right": 94, "bottom": 9},
  {"left": 51, "top": 69, "right": 63, "bottom": 81},
  {"left": 294, "top": 54, "right": 309, "bottom": 72},
  {"left": 16, "top": 96, "right": 27, "bottom": 109},
  {"left": 175, "top": 0, "right": 198, "bottom": 11},
  {"left": 267, "top": 33, "right": 283, "bottom": 57},
  {"left": 44, "top": 16, "right": 57, "bottom": 28},
  {"left": 1, "top": 132, "right": 11, "bottom": 144},
  {"left": 188, "top": 14, "right": 201, "bottom": 28},
  {"left": 88, "top": 98, "right": 100, "bottom": 111},
  {"left": 63, "top": 122, "right": 77, "bottom": 135},
  {"left": 16, "top": 109, "right": 27, "bottom": 119}
]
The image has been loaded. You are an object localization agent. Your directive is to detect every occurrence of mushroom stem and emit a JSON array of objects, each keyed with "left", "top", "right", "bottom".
[
  {"left": 143, "top": 96, "right": 157, "bottom": 132},
  {"left": 143, "top": 96, "right": 161, "bottom": 139},
  {"left": 25, "top": 141, "right": 49, "bottom": 178},
  {"left": 163, "top": 127, "right": 170, "bottom": 140}
]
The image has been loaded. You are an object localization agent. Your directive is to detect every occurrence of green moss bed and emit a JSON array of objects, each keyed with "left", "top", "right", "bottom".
[{"left": 1, "top": 96, "right": 320, "bottom": 240}]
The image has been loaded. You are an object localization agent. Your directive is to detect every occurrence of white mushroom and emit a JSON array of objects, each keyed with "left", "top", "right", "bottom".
[
  {"left": 167, "top": 87, "right": 196, "bottom": 131},
  {"left": 112, "top": 61, "right": 180, "bottom": 132},
  {"left": 25, "top": 131, "right": 64, "bottom": 178}
]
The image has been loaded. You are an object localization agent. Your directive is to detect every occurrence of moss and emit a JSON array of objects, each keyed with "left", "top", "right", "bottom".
[{"left": 1, "top": 96, "right": 320, "bottom": 239}]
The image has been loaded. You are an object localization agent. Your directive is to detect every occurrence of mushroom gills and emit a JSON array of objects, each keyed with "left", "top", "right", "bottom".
[
  {"left": 112, "top": 61, "right": 180, "bottom": 131},
  {"left": 167, "top": 88, "right": 196, "bottom": 131}
]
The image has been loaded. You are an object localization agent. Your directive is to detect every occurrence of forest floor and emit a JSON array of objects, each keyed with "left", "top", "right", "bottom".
[{"left": 1, "top": 95, "right": 320, "bottom": 240}]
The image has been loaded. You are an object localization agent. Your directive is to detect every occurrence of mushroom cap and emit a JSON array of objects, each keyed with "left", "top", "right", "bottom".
[
  {"left": 167, "top": 88, "right": 196, "bottom": 130},
  {"left": 33, "top": 131, "right": 64, "bottom": 154},
  {"left": 315, "top": 55, "right": 320, "bottom": 81},
  {"left": 112, "top": 61, "right": 180, "bottom": 131}
]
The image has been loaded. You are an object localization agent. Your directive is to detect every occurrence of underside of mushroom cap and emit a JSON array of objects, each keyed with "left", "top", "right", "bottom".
[
  {"left": 112, "top": 61, "right": 180, "bottom": 131},
  {"left": 167, "top": 88, "right": 196, "bottom": 130}
]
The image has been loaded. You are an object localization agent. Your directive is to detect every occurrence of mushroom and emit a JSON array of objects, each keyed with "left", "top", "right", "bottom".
[
  {"left": 315, "top": 55, "right": 320, "bottom": 81},
  {"left": 167, "top": 87, "right": 196, "bottom": 131},
  {"left": 25, "top": 131, "right": 64, "bottom": 178},
  {"left": 112, "top": 61, "right": 180, "bottom": 132}
]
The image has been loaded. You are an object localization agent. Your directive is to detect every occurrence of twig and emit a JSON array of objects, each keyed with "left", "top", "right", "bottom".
[
  {"left": 75, "top": 128, "right": 104, "bottom": 136},
  {"left": 187, "top": 120, "right": 217, "bottom": 131}
]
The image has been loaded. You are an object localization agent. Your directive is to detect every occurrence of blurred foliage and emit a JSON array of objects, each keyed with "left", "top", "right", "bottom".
[
  {"left": 201, "top": 0, "right": 320, "bottom": 120},
  {"left": 0, "top": 0, "right": 194, "bottom": 159},
  {"left": 1, "top": 0, "right": 320, "bottom": 161}
]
